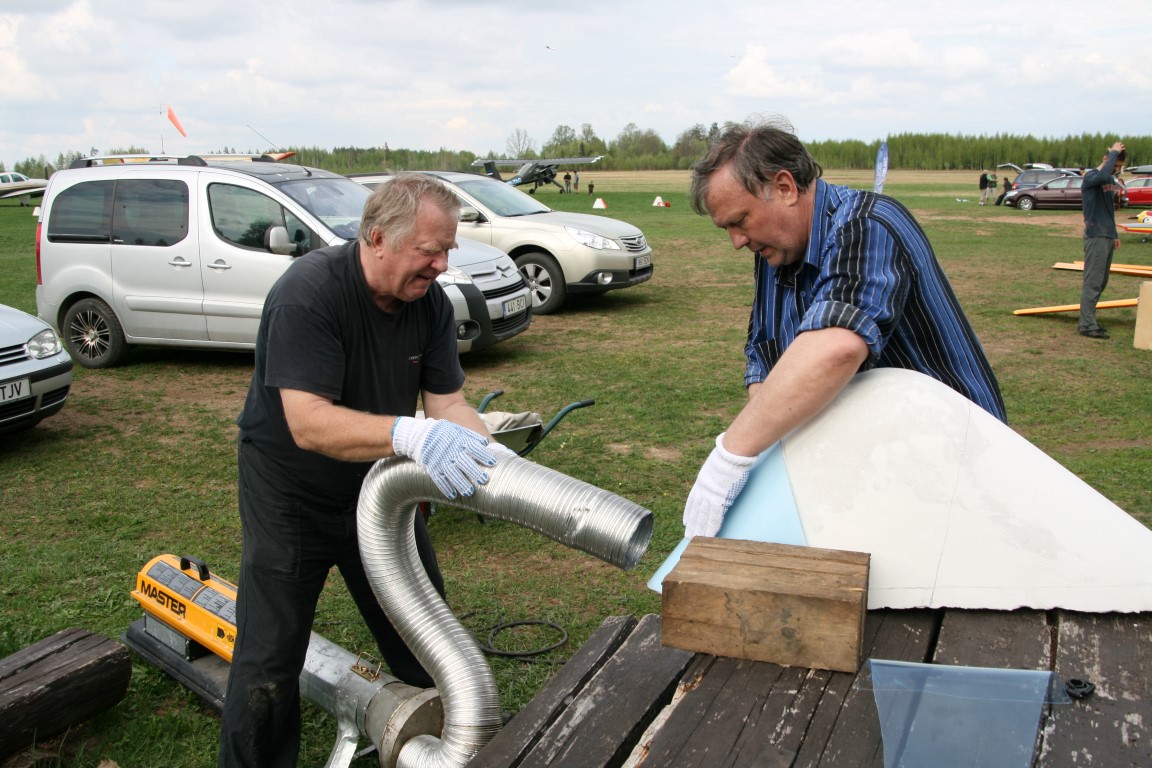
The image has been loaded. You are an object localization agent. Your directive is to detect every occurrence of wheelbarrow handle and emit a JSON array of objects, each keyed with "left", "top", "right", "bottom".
[
  {"left": 477, "top": 389, "right": 505, "bottom": 414},
  {"left": 519, "top": 398, "right": 596, "bottom": 457}
]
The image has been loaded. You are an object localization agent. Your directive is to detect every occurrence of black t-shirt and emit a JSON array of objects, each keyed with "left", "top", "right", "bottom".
[{"left": 236, "top": 239, "right": 465, "bottom": 509}]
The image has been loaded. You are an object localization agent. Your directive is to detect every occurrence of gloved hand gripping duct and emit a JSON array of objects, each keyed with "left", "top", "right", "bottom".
[{"left": 357, "top": 453, "right": 653, "bottom": 768}]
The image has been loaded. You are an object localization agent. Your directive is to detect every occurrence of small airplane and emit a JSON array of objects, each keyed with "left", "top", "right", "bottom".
[
  {"left": 471, "top": 156, "right": 603, "bottom": 193},
  {"left": 0, "top": 171, "right": 48, "bottom": 205}
]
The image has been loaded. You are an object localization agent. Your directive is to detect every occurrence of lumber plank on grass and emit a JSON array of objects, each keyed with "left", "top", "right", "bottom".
[
  {"left": 0, "top": 628, "right": 131, "bottom": 760},
  {"left": 1013, "top": 298, "right": 1138, "bottom": 315},
  {"left": 1051, "top": 261, "right": 1152, "bottom": 278}
]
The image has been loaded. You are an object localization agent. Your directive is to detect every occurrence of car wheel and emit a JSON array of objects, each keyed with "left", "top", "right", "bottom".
[
  {"left": 1017, "top": 196, "right": 1035, "bottom": 211},
  {"left": 515, "top": 252, "right": 567, "bottom": 314},
  {"left": 63, "top": 298, "right": 128, "bottom": 368}
]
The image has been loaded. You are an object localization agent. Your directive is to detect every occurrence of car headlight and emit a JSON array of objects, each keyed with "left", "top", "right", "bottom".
[
  {"left": 565, "top": 226, "right": 621, "bottom": 250},
  {"left": 27, "top": 328, "right": 63, "bottom": 359},
  {"left": 436, "top": 264, "right": 474, "bottom": 286}
]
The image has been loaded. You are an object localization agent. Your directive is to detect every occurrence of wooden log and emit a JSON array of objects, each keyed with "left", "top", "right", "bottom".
[{"left": 0, "top": 628, "right": 132, "bottom": 760}]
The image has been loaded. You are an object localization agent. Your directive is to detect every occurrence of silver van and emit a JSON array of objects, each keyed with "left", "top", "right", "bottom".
[{"left": 35, "top": 154, "right": 531, "bottom": 368}]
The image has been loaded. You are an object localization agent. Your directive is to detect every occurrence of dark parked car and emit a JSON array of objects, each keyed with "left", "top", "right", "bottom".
[
  {"left": 1005, "top": 175, "right": 1125, "bottom": 211},
  {"left": 1009, "top": 169, "right": 1074, "bottom": 192}
]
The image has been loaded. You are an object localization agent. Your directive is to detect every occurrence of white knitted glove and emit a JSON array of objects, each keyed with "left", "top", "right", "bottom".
[
  {"left": 392, "top": 417, "right": 496, "bottom": 498},
  {"left": 683, "top": 433, "right": 757, "bottom": 539}
]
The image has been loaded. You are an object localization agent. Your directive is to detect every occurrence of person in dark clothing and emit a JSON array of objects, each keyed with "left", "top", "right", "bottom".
[
  {"left": 995, "top": 174, "right": 1012, "bottom": 206},
  {"left": 1079, "top": 142, "right": 1127, "bottom": 339},
  {"left": 218, "top": 173, "right": 503, "bottom": 768}
]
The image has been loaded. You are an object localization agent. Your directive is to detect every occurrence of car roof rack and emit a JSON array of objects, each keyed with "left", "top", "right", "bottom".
[{"left": 68, "top": 152, "right": 296, "bottom": 169}]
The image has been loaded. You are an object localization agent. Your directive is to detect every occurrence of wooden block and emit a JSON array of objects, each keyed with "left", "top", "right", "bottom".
[
  {"left": 661, "top": 538, "right": 869, "bottom": 673},
  {"left": 1134, "top": 281, "right": 1152, "bottom": 350}
]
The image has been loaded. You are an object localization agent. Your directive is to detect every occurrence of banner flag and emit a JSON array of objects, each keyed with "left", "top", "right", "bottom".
[{"left": 874, "top": 140, "right": 889, "bottom": 194}]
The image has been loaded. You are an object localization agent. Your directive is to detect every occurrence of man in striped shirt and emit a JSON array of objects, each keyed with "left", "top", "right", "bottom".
[{"left": 682, "top": 118, "right": 1005, "bottom": 540}]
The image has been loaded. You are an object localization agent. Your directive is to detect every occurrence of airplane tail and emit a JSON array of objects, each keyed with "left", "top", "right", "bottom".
[{"left": 480, "top": 161, "right": 503, "bottom": 182}]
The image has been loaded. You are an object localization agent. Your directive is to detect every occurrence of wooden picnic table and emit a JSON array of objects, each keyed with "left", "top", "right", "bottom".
[{"left": 470, "top": 610, "right": 1152, "bottom": 767}]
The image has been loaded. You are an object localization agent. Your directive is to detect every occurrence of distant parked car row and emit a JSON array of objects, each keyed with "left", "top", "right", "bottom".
[{"left": 997, "top": 161, "right": 1152, "bottom": 211}]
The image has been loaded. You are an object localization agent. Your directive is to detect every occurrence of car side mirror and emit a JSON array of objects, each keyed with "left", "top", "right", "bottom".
[
  {"left": 265, "top": 225, "right": 298, "bottom": 256},
  {"left": 459, "top": 206, "right": 484, "bottom": 223}
]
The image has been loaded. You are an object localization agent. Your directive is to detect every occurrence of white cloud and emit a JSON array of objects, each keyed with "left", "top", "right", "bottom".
[
  {"left": 1, "top": 0, "right": 1149, "bottom": 167},
  {"left": 724, "top": 44, "right": 824, "bottom": 100}
]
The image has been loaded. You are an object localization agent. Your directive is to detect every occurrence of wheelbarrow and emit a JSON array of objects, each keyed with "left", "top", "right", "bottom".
[
  {"left": 419, "top": 391, "right": 595, "bottom": 523},
  {"left": 476, "top": 389, "right": 596, "bottom": 458}
]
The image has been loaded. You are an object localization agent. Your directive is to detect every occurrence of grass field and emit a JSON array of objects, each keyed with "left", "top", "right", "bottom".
[{"left": 1, "top": 170, "right": 1150, "bottom": 767}]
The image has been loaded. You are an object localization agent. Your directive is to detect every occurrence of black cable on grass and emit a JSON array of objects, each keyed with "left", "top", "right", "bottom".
[{"left": 460, "top": 612, "right": 569, "bottom": 659}]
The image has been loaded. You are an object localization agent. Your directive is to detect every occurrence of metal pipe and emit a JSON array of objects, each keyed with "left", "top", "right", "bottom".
[{"left": 357, "top": 453, "right": 652, "bottom": 768}]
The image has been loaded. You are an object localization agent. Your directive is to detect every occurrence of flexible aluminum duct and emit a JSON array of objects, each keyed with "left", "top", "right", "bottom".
[{"left": 357, "top": 453, "right": 652, "bottom": 768}]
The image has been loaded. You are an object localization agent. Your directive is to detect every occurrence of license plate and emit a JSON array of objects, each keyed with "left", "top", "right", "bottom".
[
  {"left": 0, "top": 377, "right": 31, "bottom": 404},
  {"left": 503, "top": 295, "right": 528, "bottom": 317},
  {"left": 634, "top": 254, "right": 652, "bottom": 269}
]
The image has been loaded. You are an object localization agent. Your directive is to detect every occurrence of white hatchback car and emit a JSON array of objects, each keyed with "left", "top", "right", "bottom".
[
  {"left": 0, "top": 303, "right": 72, "bottom": 433},
  {"left": 351, "top": 172, "right": 654, "bottom": 314},
  {"left": 35, "top": 155, "right": 532, "bottom": 368}
]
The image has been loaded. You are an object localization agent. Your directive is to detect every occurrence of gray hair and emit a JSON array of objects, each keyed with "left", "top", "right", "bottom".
[
  {"left": 689, "top": 116, "right": 823, "bottom": 215},
  {"left": 360, "top": 173, "right": 460, "bottom": 249}
]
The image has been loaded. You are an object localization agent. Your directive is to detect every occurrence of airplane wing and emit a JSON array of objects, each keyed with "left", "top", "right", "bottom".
[
  {"left": 0, "top": 181, "right": 47, "bottom": 200},
  {"left": 471, "top": 156, "right": 603, "bottom": 168}
]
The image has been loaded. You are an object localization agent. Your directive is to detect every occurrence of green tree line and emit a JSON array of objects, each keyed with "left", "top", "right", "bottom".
[{"left": 8, "top": 125, "right": 1149, "bottom": 179}]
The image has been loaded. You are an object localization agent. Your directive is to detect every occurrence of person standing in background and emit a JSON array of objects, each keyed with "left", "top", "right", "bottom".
[{"left": 1078, "top": 142, "right": 1127, "bottom": 339}]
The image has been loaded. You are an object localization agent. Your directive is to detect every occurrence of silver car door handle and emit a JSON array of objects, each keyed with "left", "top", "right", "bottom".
[
  {"left": 206, "top": 260, "right": 232, "bottom": 271},
  {"left": 167, "top": 257, "right": 193, "bottom": 267}
]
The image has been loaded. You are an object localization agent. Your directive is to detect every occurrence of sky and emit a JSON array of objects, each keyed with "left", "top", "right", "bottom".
[{"left": 2, "top": 0, "right": 1149, "bottom": 171}]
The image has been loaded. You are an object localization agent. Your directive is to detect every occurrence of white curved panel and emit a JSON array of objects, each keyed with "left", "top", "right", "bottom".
[{"left": 650, "top": 368, "right": 1152, "bottom": 612}]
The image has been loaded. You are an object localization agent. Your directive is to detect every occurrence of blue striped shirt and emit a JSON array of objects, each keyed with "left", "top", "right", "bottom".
[{"left": 745, "top": 180, "right": 1007, "bottom": 422}]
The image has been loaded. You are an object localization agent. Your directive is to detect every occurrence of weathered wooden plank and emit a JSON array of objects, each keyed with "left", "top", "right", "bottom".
[
  {"left": 637, "top": 610, "right": 935, "bottom": 768},
  {"left": 850, "top": 609, "right": 1055, "bottom": 767},
  {"left": 0, "top": 628, "right": 132, "bottom": 760},
  {"left": 518, "top": 614, "right": 695, "bottom": 768},
  {"left": 1040, "top": 611, "right": 1152, "bottom": 768},
  {"left": 796, "top": 609, "right": 938, "bottom": 768},
  {"left": 933, "top": 609, "right": 1052, "bottom": 669},
  {"left": 627, "top": 654, "right": 795, "bottom": 767},
  {"left": 470, "top": 614, "right": 639, "bottom": 768}
]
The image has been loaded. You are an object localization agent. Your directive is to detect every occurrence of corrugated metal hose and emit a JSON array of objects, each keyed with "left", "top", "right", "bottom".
[{"left": 357, "top": 452, "right": 653, "bottom": 768}]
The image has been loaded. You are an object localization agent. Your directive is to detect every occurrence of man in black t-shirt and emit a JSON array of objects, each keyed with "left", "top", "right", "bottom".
[{"left": 219, "top": 174, "right": 501, "bottom": 768}]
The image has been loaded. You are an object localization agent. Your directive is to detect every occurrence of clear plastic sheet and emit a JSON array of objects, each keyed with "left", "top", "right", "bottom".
[{"left": 857, "top": 659, "right": 1072, "bottom": 768}]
